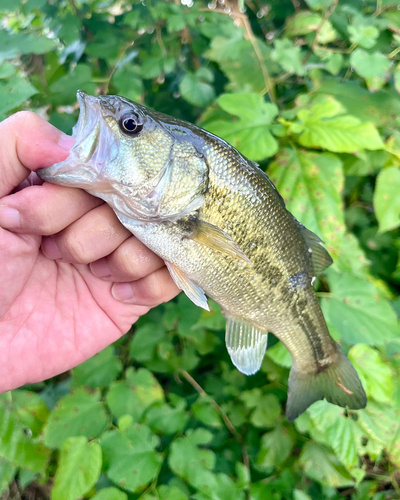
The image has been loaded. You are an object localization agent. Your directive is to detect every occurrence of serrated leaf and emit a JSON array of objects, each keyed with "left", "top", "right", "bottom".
[
  {"left": 299, "top": 442, "right": 354, "bottom": 487},
  {"left": 101, "top": 424, "right": 162, "bottom": 493},
  {"left": 43, "top": 388, "right": 108, "bottom": 448},
  {"left": 268, "top": 148, "right": 346, "bottom": 255},
  {"left": 52, "top": 437, "right": 101, "bottom": 500},
  {"left": 349, "top": 344, "right": 393, "bottom": 402},
  {"left": 373, "top": 167, "right": 400, "bottom": 233},
  {"left": 293, "top": 96, "right": 384, "bottom": 152},
  {"left": 348, "top": 25, "right": 379, "bottom": 49},
  {"left": 71, "top": 346, "right": 122, "bottom": 389},
  {"left": 203, "top": 92, "right": 278, "bottom": 161},
  {"left": 271, "top": 39, "right": 304, "bottom": 76},
  {"left": 321, "top": 271, "right": 400, "bottom": 345},
  {"left": 350, "top": 50, "right": 391, "bottom": 92},
  {"left": 192, "top": 397, "right": 223, "bottom": 428},
  {"left": 307, "top": 401, "right": 362, "bottom": 469}
]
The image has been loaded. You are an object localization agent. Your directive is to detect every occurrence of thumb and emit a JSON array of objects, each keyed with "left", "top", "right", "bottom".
[{"left": 0, "top": 111, "right": 74, "bottom": 198}]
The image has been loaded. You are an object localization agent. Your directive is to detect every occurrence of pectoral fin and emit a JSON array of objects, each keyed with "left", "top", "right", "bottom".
[
  {"left": 225, "top": 315, "right": 268, "bottom": 375},
  {"left": 165, "top": 262, "right": 209, "bottom": 311},
  {"left": 188, "top": 217, "right": 251, "bottom": 264},
  {"left": 298, "top": 224, "right": 333, "bottom": 275}
]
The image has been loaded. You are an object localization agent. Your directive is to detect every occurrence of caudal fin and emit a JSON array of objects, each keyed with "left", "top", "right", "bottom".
[{"left": 286, "top": 347, "right": 367, "bottom": 421}]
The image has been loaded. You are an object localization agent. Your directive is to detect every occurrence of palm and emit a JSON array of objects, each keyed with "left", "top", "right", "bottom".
[{"left": 0, "top": 227, "right": 148, "bottom": 391}]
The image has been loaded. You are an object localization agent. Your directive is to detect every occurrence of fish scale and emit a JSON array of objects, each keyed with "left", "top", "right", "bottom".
[{"left": 37, "top": 91, "right": 367, "bottom": 420}]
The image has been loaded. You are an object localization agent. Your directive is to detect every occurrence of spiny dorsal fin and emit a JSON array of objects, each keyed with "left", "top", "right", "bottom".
[
  {"left": 165, "top": 262, "right": 209, "bottom": 311},
  {"left": 225, "top": 315, "right": 268, "bottom": 375},
  {"left": 298, "top": 224, "right": 333, "bottom": 275},
  {"left": 188, "top": 217, "right": 251, "bottom": 264}
]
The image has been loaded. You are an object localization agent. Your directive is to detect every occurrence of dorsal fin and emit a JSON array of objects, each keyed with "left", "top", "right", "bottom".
[
  {"left": 298, "top": 224, "right": 333, "bottom": 276},
  {"left": 225, "top": 315, "right": 268, "bottom": 375}
]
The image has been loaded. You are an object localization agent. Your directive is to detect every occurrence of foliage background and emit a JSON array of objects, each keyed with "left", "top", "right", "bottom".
[{"left": 1, "top": 0, "right": 400, "bottom": 498}]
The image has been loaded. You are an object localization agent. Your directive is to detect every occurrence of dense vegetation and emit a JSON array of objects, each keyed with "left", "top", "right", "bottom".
[{"left": 1, "top": 0, "right": 400, "bottom": 498}]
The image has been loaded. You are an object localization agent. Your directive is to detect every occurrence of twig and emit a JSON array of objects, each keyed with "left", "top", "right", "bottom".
[{"left": 180, "top": 370, "right": 251, "bottom": 493}]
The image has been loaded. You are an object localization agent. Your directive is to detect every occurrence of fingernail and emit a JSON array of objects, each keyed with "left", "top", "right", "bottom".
[
  {"left": 58, "top": 133, "right": 75, "bottom": 151},
  {"left": 112, "top": 283, "right": 134, "bottom": 301},
  {"left": 0, "top": 206, "right": 20, "bottom": 229},
  {"left": 42, "top": 237, "right": 63, "bottom": 260},
  {"left": 90, "top": 259, "right": 112, "bottom": 278}
]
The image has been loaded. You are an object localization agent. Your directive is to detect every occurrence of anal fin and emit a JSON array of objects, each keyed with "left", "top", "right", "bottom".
[
  {"left": 165, "top": 262, "right": 209, "bottom": 311},
  {"left": 225, "top": 315, "right": 268, "bottom": 375},
  {"left": 188, "top": 217, "right": 251, "bottom": 264}
]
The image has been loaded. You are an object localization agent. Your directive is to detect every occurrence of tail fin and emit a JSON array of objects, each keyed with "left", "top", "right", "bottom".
[{"left": 286, "top": 347, "right": 366, "bottom": 421}]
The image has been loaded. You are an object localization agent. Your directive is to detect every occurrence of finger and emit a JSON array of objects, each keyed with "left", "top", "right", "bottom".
[
  {"left": 90, "top": 236, "right": 165, "bottom": 282},
  {"left": 111, "top": 267, "right": 180, "bottom": 306},
  {"left": 0, "top": 111, "right": 74, "bottom": 198},
  {"left": 0, "top": 183, "right": 103, "bottom": 234},
  {"left": 41, "top": 204, "right": 132, "bottom": 264}
]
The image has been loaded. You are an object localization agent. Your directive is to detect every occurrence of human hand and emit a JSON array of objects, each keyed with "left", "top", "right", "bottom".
[{"left": 0, "top": 112, "right": 179, "bottom": 393}]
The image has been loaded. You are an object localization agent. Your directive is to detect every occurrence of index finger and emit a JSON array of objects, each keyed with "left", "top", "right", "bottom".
[{"left": 0, "top": 111, "right": 74, "bottom": 198}]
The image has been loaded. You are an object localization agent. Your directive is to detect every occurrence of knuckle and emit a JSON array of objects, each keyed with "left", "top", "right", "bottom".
[
  {"left": 142, "top": 273, "right": 165, "bottom": 304},
  {"left": 62, "top": 232, "right": 90, "bottom": 264}
]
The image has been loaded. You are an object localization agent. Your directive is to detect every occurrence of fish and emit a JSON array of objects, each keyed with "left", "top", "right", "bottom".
[{"left": 37, "top": 91, "right": 367, "bottom": 420}]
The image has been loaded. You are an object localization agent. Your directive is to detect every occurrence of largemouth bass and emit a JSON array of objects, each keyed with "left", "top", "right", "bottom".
[{"left": 38, "top": 91, "right": 366, "bottom": 420}]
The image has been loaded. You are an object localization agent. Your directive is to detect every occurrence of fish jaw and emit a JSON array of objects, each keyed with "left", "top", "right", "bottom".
[{"left": 37, "top": 90, "right": 119, "bottom": 190}]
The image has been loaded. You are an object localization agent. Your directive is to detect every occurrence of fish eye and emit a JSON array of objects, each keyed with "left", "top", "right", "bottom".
[{"left": 119, "top": 113, "right": 143, "bottom": 135}]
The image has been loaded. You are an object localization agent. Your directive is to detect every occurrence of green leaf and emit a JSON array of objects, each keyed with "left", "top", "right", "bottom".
[
  {"left": 43, "top": 388, "right": 108, "bottom": 448},
  {"left": 285, "top": 11, "right": 337, "bottom": 44},
  {"left": 192, "top": 396, "right": 223, "bottom": 428},
  {"left": 348, "top": 25, "right": 379, "bottom": 49},
  {"left": 321, "top": 271, "right": 400, "bottom": 345},
  {"left": 0, "top": 457, "right": 15, "bottom": 496},
  {"left": 9, "top": 390, "right": 49, "bottom": 437},
  {"left": 203, "top": 92, "right": 278, "bottom": 161},
  {"left": 0, "top": 394, "right": 49, "bottom": 473},
  {"left": 101, "top": 424, "right": 162, "bottom": 493},
  {"left": 299, "top": 442, "right": 354, "bottom": 487},
  {"left": 169, "top": 429, "right": 216, "bottom": 488},
  {"left": 106, "top": 367, "right": 164, "bottom": 421},
  {"left": 293, "top": 96, "right": 384, "bottom": 153},
  {"left": 52, "top": 437, "right": 102, "bottom": 500},
  {"left": 350, "top": 50, "right": 391, "bottom": 92},
  {"left": 307, "top": 401, "right": 362, "bottom": 469},
  {"left": 205, "top": 35, "right": 274, "bottom": 93},
  {"left": 271, "top": 39, "right": 305, "bottom": 76},
  {"left": 255, "top": 426, "right": 293, "bottom": 469},
  {"left": 373, "top": 167, "right": 400, "bottom": 233},
  {"left": 0, "top": 30, "right": 57, "bottom": 62},
  {"left": 349, "top": 344, "right": 393, "bottom": 402},
  {"left": 268, "top": 148, "right": 346, "bottom": 255},
  {"left": 0, "top": 75, "right": 37, "bottom": 119},
  {"left": 179, "top": 73, "right": 215, "bottom": 108},
  {"left": 145, "top": 401, "right": 189, "bottom": 434},
  {"left": 71, "top": 346, "right": 123, "bottom": 389},
  {"left": 91, "top": 488, "right": 128, "bottom": 500},
  {"left": 304, "top": 0, "right": 334, "bottom": 10},
  {"left": 129, "top": 322, "right": 166, "bottom": 362}
]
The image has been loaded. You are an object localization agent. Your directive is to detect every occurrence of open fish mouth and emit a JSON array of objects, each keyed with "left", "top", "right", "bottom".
[{"left": 37, "top": 91, "right": 117, "bottom": 188}]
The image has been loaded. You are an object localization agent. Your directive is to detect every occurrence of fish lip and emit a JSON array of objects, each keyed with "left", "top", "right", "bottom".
[{"left": 37, "top": 91, "right": 106, "bottom": 187}]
